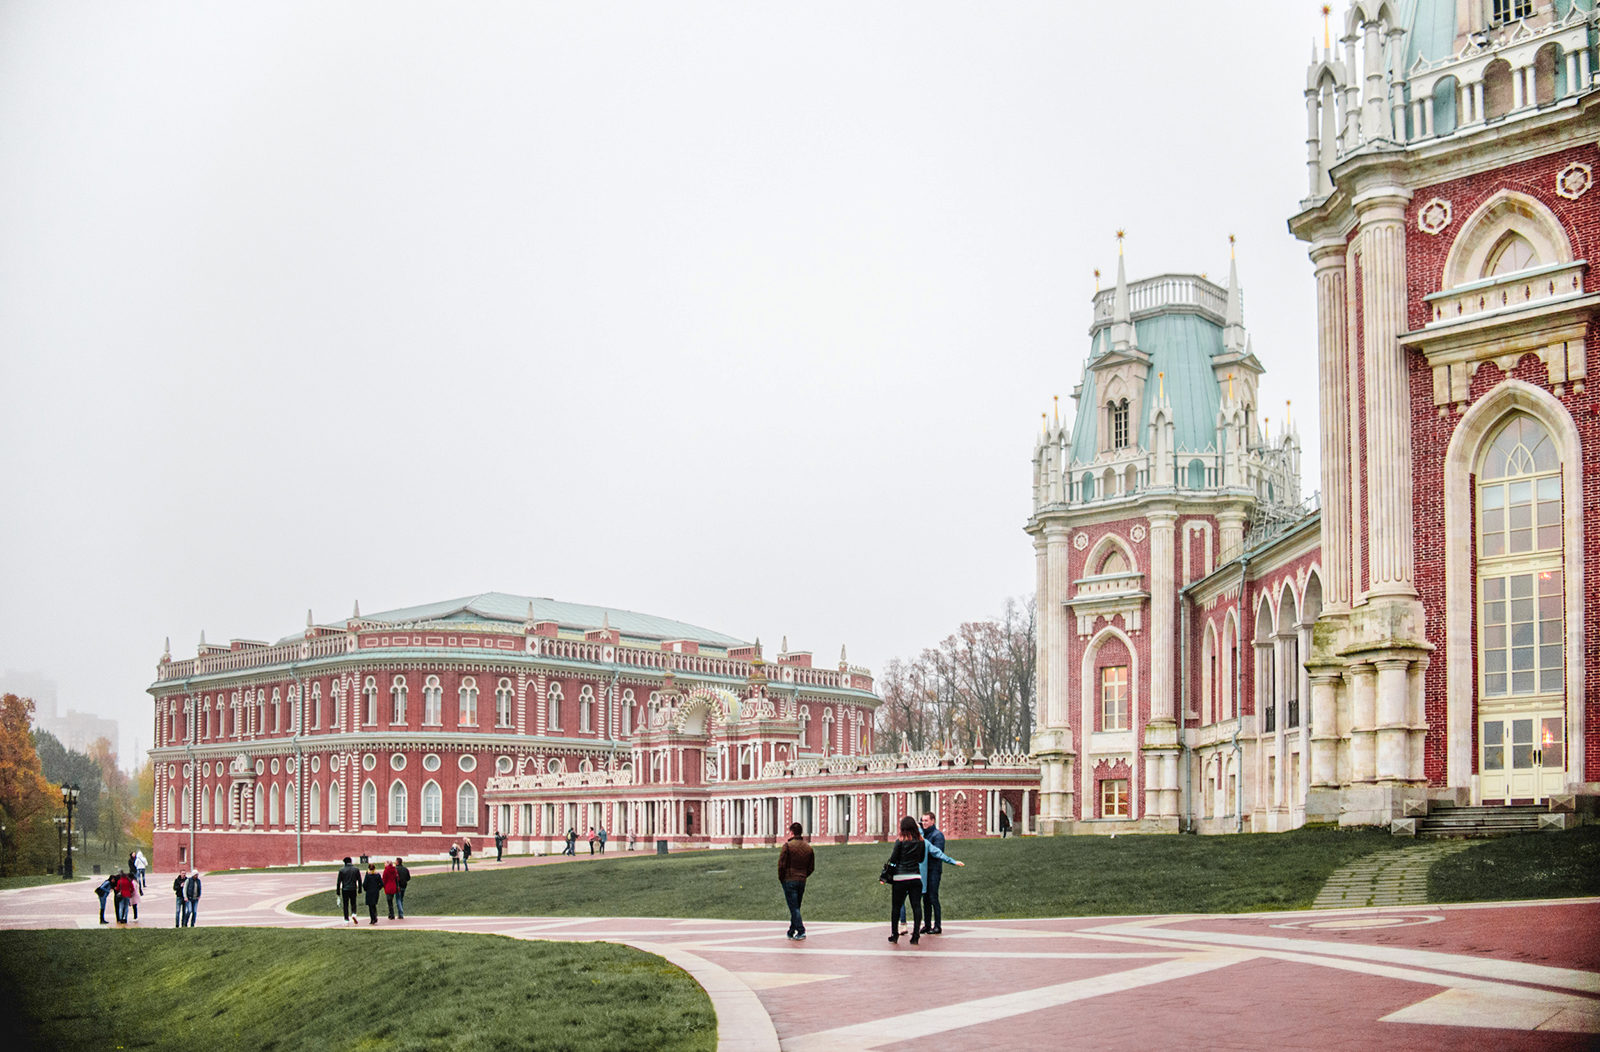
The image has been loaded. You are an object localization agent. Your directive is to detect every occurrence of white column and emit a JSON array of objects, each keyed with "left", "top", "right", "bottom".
[
  {"left": 1312, "top": 240, "right": 1353, "bottom": 611},
  {"left": 1374, "top": 659, "right": 1412, "bottom": 782},
  {"left": 1148, "top": 512, "right": 1177, "bottom": 722},
  {"left": 1512, "top": 66, "right": 1525, "bottom": 111},
  {"left": 1349, "top": 663, "right": 1378, "bottom": 785}
]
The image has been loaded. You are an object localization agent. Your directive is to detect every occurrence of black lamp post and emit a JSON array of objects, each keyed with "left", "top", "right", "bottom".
[
  {"left": 54, "top": 816, "right": 66, "bottom": 871},
  {"left": 61, "top": 783, "right": 80, "bottom": 880}
]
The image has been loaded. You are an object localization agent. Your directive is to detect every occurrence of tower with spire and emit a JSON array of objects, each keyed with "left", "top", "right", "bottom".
[{"left": 1027, "top": 236, "right": 1304, "bottom": 835}]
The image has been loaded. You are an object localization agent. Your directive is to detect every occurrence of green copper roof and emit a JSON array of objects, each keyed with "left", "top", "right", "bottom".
[
  {"left": 291, "top": 592, "right": 750, "bottom": 648},
  {"left": 1068, "top": 313, "right": 1223, "bottom": 465},
  {"left": 1401, "top": 0, "right": 1595, "bottom": 69}
]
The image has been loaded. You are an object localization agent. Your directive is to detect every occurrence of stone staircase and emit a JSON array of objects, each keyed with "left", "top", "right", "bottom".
[{"left": 1414, "top": 802, "right": 1552, "bottom": 838}]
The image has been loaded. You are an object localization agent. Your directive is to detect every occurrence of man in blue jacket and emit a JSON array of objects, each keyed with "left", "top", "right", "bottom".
[{"left": 920, "top": 812, "right": 946, "bottom": 935}]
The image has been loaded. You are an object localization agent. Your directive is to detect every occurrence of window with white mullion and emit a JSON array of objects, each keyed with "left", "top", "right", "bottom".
[{"left": 1477, "top": 415, "right": 1563, "bottom": 701}]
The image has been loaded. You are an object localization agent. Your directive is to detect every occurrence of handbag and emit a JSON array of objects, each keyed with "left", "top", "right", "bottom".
[{"left": 878, "top": 862, "right": 895, "bottom": 884}]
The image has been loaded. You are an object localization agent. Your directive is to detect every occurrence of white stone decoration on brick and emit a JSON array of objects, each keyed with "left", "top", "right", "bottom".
[
  {"left": 1417, "top": 198, "right": 1451, "bottom": 235},
  {"left": 1130, "top": 524, "right": 1147, "bottom": 543},
  {"left": 1556, "top": 162, "right": 1591, "bottom": 200},
  {"left": 1073, "top": 532, "right": 1089, "bottom": 550}
]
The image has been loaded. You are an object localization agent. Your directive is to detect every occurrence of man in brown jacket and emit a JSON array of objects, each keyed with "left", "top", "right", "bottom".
[{"left": 777, "top": 821, "right": 815, "bottom": 941}]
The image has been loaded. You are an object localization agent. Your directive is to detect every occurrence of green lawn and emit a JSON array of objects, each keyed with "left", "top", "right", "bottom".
[
  {"left": 1428, "top": 825, "right": 1600, "bottom": 904},
  {"left": 289, "top": 827, "right": 1409, "bottom": 920},
  {"left": 0, "top": 928, "right": 714, "bottom": 1052}
]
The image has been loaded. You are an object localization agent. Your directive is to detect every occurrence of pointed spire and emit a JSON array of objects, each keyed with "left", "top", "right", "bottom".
[
  {"left": 1285, "top": 399, "right": 1293, "bottom": 432},
  {"left": 1111, "top": 231, "right": 1134, "bottom": 353},
  {"left": 352, "top": 599, "right": 360, "bottom": 619},
  {"left": 199, "top": 629, "right": 206, "bottom": 647},
  {"left": 1052, "top": 394, "right": 1059, "bottom": 426},
  {"left": 601, "top": 611, "right": 611, "bottom": 634},
  {"left": 162, "top": 636, "right": 171, "bottom": 661},
  {"left": 1093, "top": 267, "right": 1100, "bottom": 293},
  {"left": 306, "top": 608, "right": 314, "bottom": 628},
  {"left": 780, "top": 635, "right": 788, "bottom": 655},
  {"left": 1223, "top": 235, "right": 1247, "bottom": 353},
  {"left": 839, "top": 644, "right": 848, "bottom": 666}
]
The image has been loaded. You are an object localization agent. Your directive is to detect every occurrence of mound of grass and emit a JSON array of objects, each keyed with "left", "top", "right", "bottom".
[
  {"left": 289, "top": 826, "right": 1405, "bottom": 921},
  {"left": 0, "top": 928, "right": 714, "bottom": 1052},
  {"left": 1427, "top": 825, "right": 1600, "bottom": 904}
]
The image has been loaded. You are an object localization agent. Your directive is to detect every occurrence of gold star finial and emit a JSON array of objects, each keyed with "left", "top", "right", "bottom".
[
  {"left": 1322, "top": 5, "right": 1331, "bottom": 49},
  {"left": 1115, "top": 229, "right": 1125, "bottom": 256},
  {"left": 1229, "top": 233, "right": 1236, "bottom": 259}
]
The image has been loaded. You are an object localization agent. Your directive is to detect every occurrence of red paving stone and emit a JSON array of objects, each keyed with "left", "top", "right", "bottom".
[{"left": 2, "top": 867, "right": 1597, "bottom": 1051}]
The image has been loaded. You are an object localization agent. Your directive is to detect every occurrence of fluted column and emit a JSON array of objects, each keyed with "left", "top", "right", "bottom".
[
  {"left": 1147, "top": 511, "right": 1177, "bottom": 722},
  {"left": 1348, "top": 662, "right": 1378, "bottom": 785},
  {"left": 1308, "top": 671, "right": 1342, "bottom": 787},
  {"left": 1355, "top": 188, "right": 1416, "bottom": 598},
  {"left": 1033, "top": 535, "right": 1050, "bottom": 733},
  {"left": 1044, "top": 524, "right": 1073, "bottom": 727},
  {"left": 1312, "top": 240, "right": 1353, "bottom": 612},
  {"left": 1374, "top": 658, "right": 1412, "bottom": 782}
]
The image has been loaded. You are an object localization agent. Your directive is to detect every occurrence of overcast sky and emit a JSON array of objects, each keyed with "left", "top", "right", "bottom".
[{"left": 0, "top": 2, "right": 1324, "bottom": 767}]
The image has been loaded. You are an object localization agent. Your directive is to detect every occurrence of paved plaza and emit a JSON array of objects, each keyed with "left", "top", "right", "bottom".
[{"left": 2, "top": 857, "right": 1597, "bottom": 1051}]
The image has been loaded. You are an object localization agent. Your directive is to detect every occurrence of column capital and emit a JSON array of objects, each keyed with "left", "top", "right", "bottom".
[
  {"left": 1146, "top": 508, "right": 1179, "bottom": 528},
  {"left": 1309, "top": 238, "right": 1349, "bottom": 268},
  {"left": 1351, "top": 185, "right": 1412, "bottom": 221},
  {"left": 1043, "top": 523, "right": 1074, "bottom": 541}
]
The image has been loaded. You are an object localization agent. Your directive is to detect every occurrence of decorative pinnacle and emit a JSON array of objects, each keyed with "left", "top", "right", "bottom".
[
  {"left": 1286, "top": 400, "right": 1292, "bottom": 429},
  {"left": 1229, "top": 233, "right": 1236, "bottom": 259},
  {"left": 1052, "top": 394, "right": 1059, "bottom": 424},
  {"left": 1322, "top": 5, "right": 1331, "bottom": 50},
  {"left": 1228, "top": 372, "right": 1236, "bottom": 401},
  {"left": 1093, "top": 267, "right": 1101, "bottom": 292},
  {"left": 1115, "top": 229, "right": 1125, "bottom": 255},
  {"left": 1041, "top": 412, "right": 1047, "bottom": 435},
  {"left": 1158, "top": 371, "right": 1165, "bottom": 399}
]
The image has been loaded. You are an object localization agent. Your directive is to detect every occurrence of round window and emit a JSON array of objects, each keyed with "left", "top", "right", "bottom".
[
  {"left": 458, "top": 754, "right": 477, "bottom": 772},
  {"left": 310, "top": 755, "right": 321, "bottom": 773},
  {"left": 270, "top": 758, "right": 281, "bottom": 775},
  {"left": 183, "top": 763, "right": 192, "bottom": 777},
  {"left": 202, "top": 762, "right": 212, "bottom": 777},
  {"left": 254, "top": 759, "right": 265, "bottom": 775},
  {"left": 496, "top": 755, "right": 512, "bottom": 774},
  {"left": 423, "top": 754, "right": 441, "bottom": 772},
  {"left": 390, "top": 753, "right": 406, "bottom": 771},
  {"left": 362, "top": 753, "right": 377, "bottom": 772}
]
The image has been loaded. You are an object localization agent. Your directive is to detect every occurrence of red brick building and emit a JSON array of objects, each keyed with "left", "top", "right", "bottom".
[
  {"left": 1031, "top": 0, "right": 1598, "bottom": 833},
  {"left": 148, "top": 594, "right": 1037, "bottom": 869}
]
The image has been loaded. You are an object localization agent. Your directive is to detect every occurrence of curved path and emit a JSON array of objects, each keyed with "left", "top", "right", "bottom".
[
  {"left": 1312, "top": 841, "right": 1474, "bottom": 910},
  {"left": 3, "top": 861, "right": 1597, "bottom": 1051}
]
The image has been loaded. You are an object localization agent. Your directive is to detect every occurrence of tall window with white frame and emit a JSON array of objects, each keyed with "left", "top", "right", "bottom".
[
  {"left": 495, "top": 679, "right": 512, "bottom": 728},
  {"left": 1111, "top": 398, "right": 1130, "bottom": 450},
  {"left": 391, "top": 676, "right": 408, "bottom": 724},
  {"left": 1476, "top": 414, "right": 1565, "bottom": 802},
  {"left": 423, "top": 676, "right": 442, "bottom": 725},
  {"left": 1100, "top": 665, "right": 1129, "bottom": 731},
  {"left": 460, "top": 678, "right": 479, "bottom": 726},
  {"left": 364, "top": 678, "right": 378, "bottom": 725},
  {"left": 546, "top": 684, "right": 563, "bottom": 731},
  {"left": 361, "top": 780, "right": 377, "bottom": 825},
  {"left": 1101, "top": 777, "right": 1128, "bottom": 818}
]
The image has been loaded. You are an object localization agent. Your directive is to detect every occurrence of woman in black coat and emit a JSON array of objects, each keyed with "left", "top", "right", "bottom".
[
  {"left": 883, "top": 817, "right": 928, "bottom": 944},
  {"left": 361, "top": 863, "right": 385, "bottom": 924}
]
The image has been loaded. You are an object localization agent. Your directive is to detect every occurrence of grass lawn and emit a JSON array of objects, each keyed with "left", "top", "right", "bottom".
[
  {"left": 0, "top": 928, "right": 714, "bottom": 1052},
  {"left": 1428, "top": 825, "right": 1600, "bottom": 904},
  {"left": 289, "top": 826, "right": 1407, "bottom": 920}
]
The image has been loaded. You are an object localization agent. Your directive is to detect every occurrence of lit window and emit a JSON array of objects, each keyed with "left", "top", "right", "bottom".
[
  {"left": 1101, "top": 778, "right": 1129, "bottom": 818},
  {"left": 1100, "top": 665, "right": 1129, "bottom": 731}
]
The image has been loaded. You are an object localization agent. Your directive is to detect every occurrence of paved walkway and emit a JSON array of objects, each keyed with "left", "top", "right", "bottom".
[
  {"left": 3, "top": 862, "right": 1598, "bottom": 1051},
  {"left": 1312, "top": 841, "right": 1473, "bottom": 910}
]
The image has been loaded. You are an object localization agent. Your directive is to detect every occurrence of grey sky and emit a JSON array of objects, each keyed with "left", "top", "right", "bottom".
[{"left": 0, "top": 2, "right": 1323, "bottom": 767}]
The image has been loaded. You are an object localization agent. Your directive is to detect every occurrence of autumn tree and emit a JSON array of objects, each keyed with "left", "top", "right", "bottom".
[
  {"left": 0, "top": 694, "right": 62, "bottom": 876},
  {"left": 129, "top": 759, "right": 154, "bottom": 854},
  {"left": 87, "top": 737, "right": 133, "bottom": 855}
]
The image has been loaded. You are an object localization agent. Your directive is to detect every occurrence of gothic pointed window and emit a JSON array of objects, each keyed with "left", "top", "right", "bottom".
[
  {"left": 1487, "top": 232, "right": 1538, "bottom": 277},
  {"left": 1477, "top": 415, "right": 1563, "bottom": 699},
  {"left": 1112, "top": 399, "right": 1130, "bottom": 450},
  {"left": 1099, "top": 549, "right": 1129, "bottom": 576}
]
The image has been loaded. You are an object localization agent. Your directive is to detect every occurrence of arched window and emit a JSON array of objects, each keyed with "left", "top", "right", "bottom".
[
  {"left": 456, "top": 781, "right": 478, "bottom": 827},
  {"left": 459, "top": 677, "right": 479, "bottom": 726},
  {"left": 1111, "top": 398, "right": 1130, "bottom": 449},
  {"left": 1486, "top": 232, "right": 1538, "bottom": 277},
  {"left": 200, "top": 784, "right": 210, "bottom": 825},
  {"left": 1187, "top": 458, "right": 1206, "bottom": 490},
  {"left": 1255, "top": 600, "right": 1276, "bottom": 732},
  {"left": 620, "top": 689, "right": 635, "bottom": 736},
  {"left": 310, "top": 683, "right": 321, "bottom": 729},
  {"left": 1099, "top": 664, "right": 1129, "bottom": 731},
  {"left": 330, "top": 781, "right": 343, "bottom": 825},
  {"left": 361, "top": 780, "right": 377, "bottom": 825},
  {"left": 495, "top": 679, "right": 513, "bottom": 727},
  {"left": 1431, "top": 75, "right": 1458, "bottom": 136},
  {"left": 422, "top": 781, "right": 442, "bottom": 826},
  {"left": 181, "top": 785, "right": 192, "bottom": 826},
  {"left": 1099, "top": 549, "right": 1129, "bottom": 576},
  {"left": 363, "top": 677, "right": 378, "bottom": 725},
  {"left": 1478, "top": 415, "right": 1563, "bottom": 700},
  {"left": 214, "top": 786, "right": 224, "bottom": 827},
  {"left": 547, "top": 683, "right": 563, "bottom": 730},
  {"left": 1220, "top": 615, "right": 1238, "bottom": 721},
  {"left": 254, "top": 785, "right": 265, "bottom": 826},
  {"left": 1080, "top": 472, "right": 1096, "bottom": 501},
  {"left": 389, "top": 780, "right": 408, "bottom": 825},
  {"left": 423, "top": 676, "right": 443, "bottom": 725},
  {"left": 289, "top": 688, "right": 300, "bottom": 732},
  {"left": 579, "top": 685, "right": 595, "bottom": 733},
  {"left": 1482, "top": 58, "right": 1512, "bottom": 120},
  {"left": 309, "top": 780, "right": 321, "bottom": 826},
  {"left": 798, "top": 705, "right": 810, "bottom": 749},
  {"left": 1533, "top": 42, "right": 1560, "bottom": 107},
  {"left": 204, "top": 700, "right": 213, "bottom": 740},
  {"left": 390, "top": 676, "right": 408, "bottom": 724},
  {"left": 286, "top": 783, "right": 297, "bottom": 827}
]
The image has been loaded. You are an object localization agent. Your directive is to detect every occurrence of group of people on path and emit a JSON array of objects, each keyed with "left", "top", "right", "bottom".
[
  {"left": 336, "top": 856, "right": 410, "bottom": 924},
  {"left": 173, "top": 869, "right": 202, "bottom": 926},
  {"left": 448, "top": 840, "right": 473, "bottom": 870},
  {"left": 561, "top": 826, "right": 611, "bottom": 855},
  {"left": 777, "top": 811, "right": 966, "bottom": 945},
  {"left": 94, "top": 869, "right": 140, "bottom": 924}
]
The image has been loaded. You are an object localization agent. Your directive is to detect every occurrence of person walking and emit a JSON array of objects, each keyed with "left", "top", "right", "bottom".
[
  {"left": 133, "top": 849, "right": 148, "bottom": 891},
  {"left": 449, "top": 843, "right": 460, "bottom": 871},
  {"left": 172, "top": 873, "right": 186, "bottom": 927},
  {"left": 182, "top": 869, "right": 203, "bottom": 927},
  {"left": 382, "top": 859, "right": 399, "bottom": 919},
  {"left": 461, "top": 839, "right": 472, "bottom": 871},
  {"left": 336, "top": 856, "right": 362, "bottom": 925},
  {"left": 920, "top": 812, "right": 946, "bottom": 935},
  {"left": 564, "top": 828, "right": 577, "bottom": 856},
  {"left": 597, "top": 827, "right": 608, "bottom": 853},
  {"left": 394, "top": 858, "right": 410, "bottom": 918},
  {"left": 998, "top": 810, "right": 1012, "bottom": 838},
  {"left": 361, "top": 863, "right": 384, "bottom": 924},
  {"left": 777, "top": 822, "right": 814, "bottom": 941},
  {"left": 94, "top": 874, "right": 113, "bottom": 924},
  {"left": 586, "top": 827, "right": 597, "bottom": 855},
  {"left": 495, "top": 832, "right": 504, "bottom": 862},
  {"left": 628, "top": 830, "right": 637, "bottom": 852},
  {"left": 881, "top": 816, "right": 963, "bottom": 945}
]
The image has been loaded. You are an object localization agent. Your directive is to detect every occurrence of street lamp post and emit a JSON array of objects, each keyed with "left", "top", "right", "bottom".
[
  {"left": 54, "top": 816, "right": 66, "bottom": 872},
  {"left": 61, "top": 783, "right": 80, "bottom": 880}
]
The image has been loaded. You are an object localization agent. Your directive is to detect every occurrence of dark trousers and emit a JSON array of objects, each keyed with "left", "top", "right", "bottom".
[
  {"left": 96, "top": 891, "right": 108, "bottom": 923},
  {"left": 890, "top": 878, "right": 923, "bottom": 935},
  {"left": 922, "top": 867, "right": 942, "bottom": 931},
  {"left": 340, "top": 890, "right": 357, "bottom": 921},
  {"left": 782, "top": 880, "right": 807, "bottom": 935},
  {"left": 496, "top": 845, "right": 503, "bottom": 861},
  {"left": 451, "top": 857, "right": 459, "bottom": 870},
  {"left": 386, "top": 893, "right": 397, "bottom": 919},
  {"left": 367, "top": 899, "right": 379, "bottom": 923},
  {"left": 395, "top": 889, "right": 405, "bottom": 918}
]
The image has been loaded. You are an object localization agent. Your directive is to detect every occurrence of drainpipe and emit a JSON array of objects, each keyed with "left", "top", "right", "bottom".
[
  {"left": 1234, "top": 554, "right": 1250, "bottom": 833},
  {"left": 290, "top": 665, "right": 305, "bottom": 867}
]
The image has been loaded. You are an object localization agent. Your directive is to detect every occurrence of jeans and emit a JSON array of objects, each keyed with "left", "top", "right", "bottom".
[
  {"left": 386, "top": 893, "right": 397, "bottom": 919},
  {"left": 782, "top": 880, "right": 807, "bottom": 936},
  {"left": 96, "top": 891, "right": 108, "bottom": 923},
  {"left": 890, "top": 878, "right": 922, "bottom": 936},
  {"left": 175, "top": 899, "right": 184, "bottom": 927},
  {"left": 922, "top": 867, "right": 942, "bottom": 931},
  {"left": 115, "top": 897, "right": 128, "bottom": 923},
  {"left": 182, "top": 900, "right": 198, "bottom": 927},
  {"left": 395, "top": 889, "right": 405, "bottom": 918}
]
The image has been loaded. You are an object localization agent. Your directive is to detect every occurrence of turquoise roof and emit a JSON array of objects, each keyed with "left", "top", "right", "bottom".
[
  {"left": 1401, "top": 0, "right": 1595, "bottom": 69},
  {"left": 287, "top": 592, "right": 749, "bottom": 648},
  {"left": 1068, "top": 313, "right": 1223, "bottom": 465}
]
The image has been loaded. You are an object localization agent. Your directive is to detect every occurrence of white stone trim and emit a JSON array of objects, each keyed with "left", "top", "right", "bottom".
[
  {"left": 1079, "top": 625, "right": 1141, "bottom": 819},
  {"left": 1443, "top": 379, "right": 1585, "bottom": 790},
  {"left": 1441, "top": 189, "right": 1573, "bottom": 290}
]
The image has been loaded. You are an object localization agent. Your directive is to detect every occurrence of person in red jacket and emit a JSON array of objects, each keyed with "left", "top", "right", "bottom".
[
  {"left": 382, "top": 860, "right": 399, "bottom": 919},
  {"left": 114, "top": 871, "right": 136, "bottom": 924}
]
